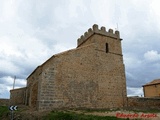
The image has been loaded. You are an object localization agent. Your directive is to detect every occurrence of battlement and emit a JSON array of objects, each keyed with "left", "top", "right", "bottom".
[{"left": 77, "top": 24, "right": 122, "bottom": 47}]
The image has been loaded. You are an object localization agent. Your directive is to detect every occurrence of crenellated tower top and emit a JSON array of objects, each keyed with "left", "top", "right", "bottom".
[{"left": 77, "top": 24, "right": 122, "bottom": 47}]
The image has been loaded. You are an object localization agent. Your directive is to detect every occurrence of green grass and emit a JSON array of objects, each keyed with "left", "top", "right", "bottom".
[
  {"left": 1, "top": 106, "right": 158, "bottom": 120},
  {"left": 0, "top": 106, "right": 9, "bottom": 118},
  {"left": 80, "top": 108, "right": 120, "bottom": 113},
  {"left": 43, "top": 111, "right": 128, "bottom": 120}
]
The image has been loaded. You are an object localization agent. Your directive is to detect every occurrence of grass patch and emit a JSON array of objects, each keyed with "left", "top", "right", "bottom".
[
  {"left": 43, "top": 111, "right": 127, "bottom": 120},
  {"left": 0, "top": 106, "right": 9, "bottom": 118},
  {"left": 81, "top": 108, "right": 120, "bottom": 113}
]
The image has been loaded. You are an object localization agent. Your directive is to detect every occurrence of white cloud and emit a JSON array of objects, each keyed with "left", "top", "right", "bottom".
[
  {"left": 0, "top": 0, "right": 18, "bottom": 22},
  {"left": 150, "top": 0, "right": 160, "bottom": 29},
  {"left": 0, "top": 76, "right": 26, "bottom": 87},
  {"left": 144, "top": 50, "right": 160, "bottom": 61},
  {"left": 127, "top": 87, "right": 143, "bottom": 97},
  {"left": 68, "top": 0, "right": 86, "bottom": 18}
]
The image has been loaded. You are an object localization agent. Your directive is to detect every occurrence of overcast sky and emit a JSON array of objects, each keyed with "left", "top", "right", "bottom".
[{"left": 0, "top": 0, "right": 160, "bottom": 98}]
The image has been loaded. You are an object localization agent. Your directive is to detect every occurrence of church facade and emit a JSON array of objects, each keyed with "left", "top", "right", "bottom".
[{"left": 10, "top": 24, "right": 127, "bottom": 111}]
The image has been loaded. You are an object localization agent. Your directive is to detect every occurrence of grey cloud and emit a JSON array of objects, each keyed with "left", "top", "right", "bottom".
[
  {"left": 0, "top": 0, "right": 160, "bottom": 98},
  {"left": 125, "top": 52, "right": 160, "bottom": 88}
]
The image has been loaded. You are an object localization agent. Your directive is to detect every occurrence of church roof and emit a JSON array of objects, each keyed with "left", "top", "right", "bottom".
[
  {"left": 143, "top": 79, "right": 160, "bottom": 87},
  {"left": 26, "top": 43, "right": 94, "bottom": 80}
]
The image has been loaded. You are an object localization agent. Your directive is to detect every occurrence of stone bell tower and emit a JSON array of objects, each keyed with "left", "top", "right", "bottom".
[{"left": 77, "top": 24, "right": 127, "bottom": 108}]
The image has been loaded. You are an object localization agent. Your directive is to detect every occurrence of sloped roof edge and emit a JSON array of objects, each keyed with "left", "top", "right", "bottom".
[{"left": 142, "top": 79, "right": 160, "bottom": 87}]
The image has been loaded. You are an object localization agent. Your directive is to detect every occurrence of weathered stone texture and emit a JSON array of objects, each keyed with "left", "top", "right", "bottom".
[
  {"left": 36, "top": 25, "right": 126, "bottom": 110},
  {"left": 26, "top": 66, "right": 42, "bottom": 109},
  {"left": 127, "top": 97, "right": 160, "bottom": 110},
  {"left": 10, "top": 24, "right": 127, "bottom": 111},
  {"left": 143, "top": 83, "right": 160, "bottom": 97},
  {"left": 10, "top": 87, "right": 26, "bottom": 105},
  {"left": 0, "top": 99, "right": 9, "bottom": 106},
  {"left": 9, "top": 24, "right": 160, "bottom": 111}
]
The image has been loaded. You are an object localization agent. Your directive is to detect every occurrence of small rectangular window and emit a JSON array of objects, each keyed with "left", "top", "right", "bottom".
[{"left": 106, "top": 43, "right": 109, "bottom": 53}]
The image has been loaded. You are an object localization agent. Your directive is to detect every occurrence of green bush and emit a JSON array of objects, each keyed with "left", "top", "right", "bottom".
[{"left": 0, "top": 106, "right": 9, "bottom": 118}]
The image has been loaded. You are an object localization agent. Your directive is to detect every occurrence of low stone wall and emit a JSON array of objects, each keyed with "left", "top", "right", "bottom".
[
  {"left": 10, "top": 87, "right": 26, "bottom": 105},
  {"left": 0, "top": 99, "right": 9, "bottom": 106},
  {"left": 127, "top": 97, "right": 160, "bottom": 110}
]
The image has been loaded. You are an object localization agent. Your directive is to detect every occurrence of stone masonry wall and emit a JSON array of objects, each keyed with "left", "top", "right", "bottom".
[
  {"left": 38, "top": 44, "right": 97, "bottom": 111},
  {"left": 0, "top": 99, "right": 9, "bottom": 106},
  {"left": 37, "top": 25, "right": 126, "bottom": 111},
  {"left": 77, "top": 24, "right": 120, "bottom": 47},
  {"left": 143, "top": 84, "right": 160, "bottom": 97},
  {"left": 10, "top": 87, "right": 26, "bottom": 105},
  {"left": 127, "top": 97, "right": 160, "bottom": 110},
  {"left": 27, "top": 66, "right": 42, "bottom": 109},
  {"left": 37, "top": 65, "right": 55, "bottom": 110},
  {"left": 9, "top": 24, "right": 160, "bottom": 111},
  {"left": 93, "top": 34, "right": 126, "bottom": 108}
]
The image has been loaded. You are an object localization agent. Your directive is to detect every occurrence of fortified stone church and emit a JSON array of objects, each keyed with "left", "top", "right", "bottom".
[{"left": 10, "top": 24, "right": 160, "bottom": 111}]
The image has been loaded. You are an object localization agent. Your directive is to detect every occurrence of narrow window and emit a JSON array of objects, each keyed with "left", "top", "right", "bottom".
[{"left": 106, "top": 43, "right": 109, "bottom": 53}]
